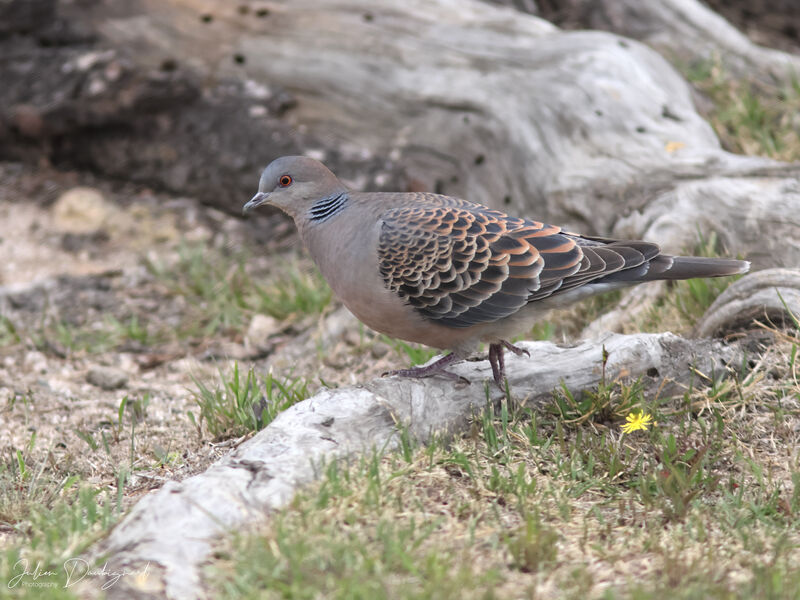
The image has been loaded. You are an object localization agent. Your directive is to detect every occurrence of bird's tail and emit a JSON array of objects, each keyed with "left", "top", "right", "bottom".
[
  {"left": 636, "top": 255, "right": 750, "bottom": 282},
  {"left": 595, "top": 255, "right": 750, "bottom": 284}
]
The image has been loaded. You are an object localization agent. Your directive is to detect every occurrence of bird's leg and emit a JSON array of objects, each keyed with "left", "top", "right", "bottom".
[
  {"left": 383, "top": 353, "right": 467, "bottom": 383},
  {"left": 488, "top": 340, "right": 531, "bottom": 388},
  {"left": 488, "top": 343, "right": 505, "bottom": 388}
]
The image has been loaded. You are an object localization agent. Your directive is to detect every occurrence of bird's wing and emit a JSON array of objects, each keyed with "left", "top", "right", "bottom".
[
  {"left": 377, "top": 199, "right": 590, "bottom": 328},
  {"left": 377, "top": 199, "right": 666, "bottom": 328}
]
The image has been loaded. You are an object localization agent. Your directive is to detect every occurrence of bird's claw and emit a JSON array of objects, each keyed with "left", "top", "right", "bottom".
[
  {"left": 501, "top": 340, "right": 530, "bottom": 357},
  {"left": 381, "top": 353, "right": 469, "bottom": 384},
  {"left": 383, "top": 368, "right": 469, "bottom": 385}
]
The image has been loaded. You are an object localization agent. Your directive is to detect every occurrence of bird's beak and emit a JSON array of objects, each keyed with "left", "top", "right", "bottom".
[{"left": 243, "top": 192, "right": 270, "bottom": 215}]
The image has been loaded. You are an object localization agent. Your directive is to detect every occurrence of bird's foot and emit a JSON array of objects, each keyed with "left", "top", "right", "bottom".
[
  {"left": 501, "top": 340, "right": 530, "bottom": 357},
  {"left": 383, "top": 353, "right": 468, "bottom": 384},
  {"left": 488, "top": 340, "right": 530, "bottom": 389}
]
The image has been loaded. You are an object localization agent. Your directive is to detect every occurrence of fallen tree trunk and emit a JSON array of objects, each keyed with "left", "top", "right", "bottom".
[
  {"left": 93, "top": 332, "right": 740, "bottom": 599},
  {"left": 90, "top": 0, "right": 800, "bottom": 266},
  {"left": 3, "top": 0, "right": 799, "bottom": 268},
  {"left": 611, "top": 176, "right": 800, "bottom": 269},
  {"left": 693, "top": 268, "right": 800, "bottom": 338}
]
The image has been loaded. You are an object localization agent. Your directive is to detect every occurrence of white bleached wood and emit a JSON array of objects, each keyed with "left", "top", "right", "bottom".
[
  {"left": 576, "top": 0, "right": 800, "bottom": 83},
  {"left": 612, "top": 177, "right": 800, "bottom": 270},
  {"left": 693, "top": 268, "right": 800, "bottom": 338},
  {"left": 94, "top": 0, "right": 800, "bottom": 240}
]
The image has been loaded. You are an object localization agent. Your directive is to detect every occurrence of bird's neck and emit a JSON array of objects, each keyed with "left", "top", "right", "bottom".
[
  {"left": 297, "top": 192, "right": 350, "bottom": 252},
  {"left": 306, "top": 191, "right": 349, "bottom": 224},
  {"left": 298, "top": 194, "right": 382, "bottom": 290}
]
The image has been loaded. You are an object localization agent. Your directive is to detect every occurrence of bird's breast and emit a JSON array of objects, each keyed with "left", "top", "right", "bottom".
[{"left": 300, "top": 219, "right": 477, "bottom": 350}]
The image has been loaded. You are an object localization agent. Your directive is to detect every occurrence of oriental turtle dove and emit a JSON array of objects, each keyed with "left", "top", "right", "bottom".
[{"left": 244, "top": 156, "right": 749, "bottom": 386}]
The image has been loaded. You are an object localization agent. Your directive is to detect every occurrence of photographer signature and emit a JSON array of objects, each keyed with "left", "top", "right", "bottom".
[{"left": 8, "top": 558, "right": 150, "bottom": 590}]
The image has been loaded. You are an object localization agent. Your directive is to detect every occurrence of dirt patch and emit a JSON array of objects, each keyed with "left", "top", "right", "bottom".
[
  {"left": 0, "top": 162, "right": 281, "bottom": 539},
  {"left": 0, "top": 158, "right": 413, "bottom": 552}
]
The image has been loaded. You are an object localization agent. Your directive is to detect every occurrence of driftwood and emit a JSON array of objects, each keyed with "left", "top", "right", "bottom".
[
  {"left": 612, "top": 176, "right": 800, "bottom": 269},
  {"left": 89, "top": 0, "right": 800, "bottom": 262},
  {"left": 693, "top": 268, "right": 800, "bottom": 337},
  {"left": 581, "top": 269, "right": 800, "bottom": 340},
  {"left": 93, "top": 332, "right": 739, "bottom": 599},
  {"left": 0, "top": 1, "right": 407, "bottom": 211},
  {"left": 3, "top": 2, "right": 795, "bottom": 595},
  {"left": 2, "top": 0, "right": 798, "bottom": 264}
]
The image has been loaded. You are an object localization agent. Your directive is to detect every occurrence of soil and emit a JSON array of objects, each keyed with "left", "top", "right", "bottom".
[
  {"left": 0, "top": 160, "right": 399, "bottom": 544},
  {"left": 2, "top": 0, "right": 797, "bottom": 570},
  {"left": 0, "top": 164, "right": 235, "bottom": 521}
]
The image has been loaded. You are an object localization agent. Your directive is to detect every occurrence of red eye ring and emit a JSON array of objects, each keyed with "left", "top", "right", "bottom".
[{"left": 279, "top": 175, "right": 293, "bottom": 187}]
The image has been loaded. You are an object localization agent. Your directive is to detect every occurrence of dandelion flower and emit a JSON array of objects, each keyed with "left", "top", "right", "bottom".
[{"left": 621, "top": 411, "right": 653, "bottom": 434}]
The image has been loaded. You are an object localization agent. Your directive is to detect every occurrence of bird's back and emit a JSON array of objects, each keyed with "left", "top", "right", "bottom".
[{"left": 362, "top": 191, "right": 747, "bottom": 330}]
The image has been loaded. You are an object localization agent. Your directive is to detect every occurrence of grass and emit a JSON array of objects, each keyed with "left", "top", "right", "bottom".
[
  {"left": 0, "top": 437, "right": 125, "bottom": 597},
  {"left": 504, "top": 228, "right": 740, "bottom": 344},
  {"left": 6, "top": 58, "right": 799, "bottom": 598},
  {"left": 549, "top": 347, "right": 648, "bottom": 426},
  {"left": 0, "top": 316, "right": 20, "bottom": 347},
  {"left": 382, "top": 336, "right": 441, "bottom": 367},
  {"left": 637, "top": 231, "right": 745, "bottom": 334},
  {"left": 0, "top": 434, "right": 72, "bottom": 530},
  {"left": 145, "top": 241, "right": 332, "bottom": 340},
  {"left": 36, "top": 315, "right": 158, "bottom": 355},
  {"left": 208, "top": 324, "right": 800, "bottom": 598},
  {"left": 189, "top": 363, "right": 313, "bottom": 441},
  {"left": 684, "top": 57, "right": 800, "bottom": 162},
  {"left": 208, "top": 295, "right": 800, "bottom": 598},
  {"left": 13, "top": 241, "right": 333, "bottom": 357},
  {"left": 519, "top": 288, "right": 626, "bottom": 344},
  {"left": 1, "top": 486, "right": 123, "bottom": 597},
  {"left": 0, "top": 379, "right": 178, "bottom": 596}
]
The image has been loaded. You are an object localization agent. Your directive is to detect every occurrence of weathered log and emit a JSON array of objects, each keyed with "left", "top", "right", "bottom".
[
  {"left": 4, "top": 0, "right": 800, "bottom": 265},
  {"left": 89, "top": 0, "right": 800, "bottom": 262},
  {"left": 693, "top": 268, "right": 800, "bottom": 337},
  {"left": 0, "top": 4, "right": 406, "bottom": 211},
  {"left": 92, "top": 332, "right": 739, "bottom": 599},
  {"left": 612, "top": 176, "right": 800, "bottom": 270}
]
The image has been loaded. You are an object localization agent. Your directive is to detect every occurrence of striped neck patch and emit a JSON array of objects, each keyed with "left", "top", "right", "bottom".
[{"left": 308, "top": 192, "right": 348, "bottom": 222}]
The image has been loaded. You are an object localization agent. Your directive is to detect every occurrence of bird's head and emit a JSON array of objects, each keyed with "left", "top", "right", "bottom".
[{"left": 243, "top": 156, "right": 347, "bottom": 219}]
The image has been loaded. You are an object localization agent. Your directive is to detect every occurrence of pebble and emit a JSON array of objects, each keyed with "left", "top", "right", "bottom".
[
  {"left": 87, "top": 365, "right": 128, "bottom": 390},
  {"left": 370, "top": 342, "right": 390, "bottom": 359},
  {"left": 23, "top": 350, "right": 48, "bottom": 373},
  {"left": 52, "top": 187, "right": 113, "bottom": 235},
  {"left": 343, "top": 329, "right": 362, "bottom": 347},
  {"left": 246, "top": 314, "right": 280, "bottom": 346}
]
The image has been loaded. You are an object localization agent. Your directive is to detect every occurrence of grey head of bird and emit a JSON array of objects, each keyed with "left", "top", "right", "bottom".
[{"left": 243, "top": 156, "right": 348, "bottom": 219}]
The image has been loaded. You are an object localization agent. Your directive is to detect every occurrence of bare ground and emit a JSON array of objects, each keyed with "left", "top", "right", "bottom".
[{"left": 0, "top": 157, "right": 424, "bottom": 550}]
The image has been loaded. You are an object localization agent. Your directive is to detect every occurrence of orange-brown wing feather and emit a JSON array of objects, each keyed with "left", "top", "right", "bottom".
[{"left": 377, "top": 195, "right": 584, "bottom": 327}]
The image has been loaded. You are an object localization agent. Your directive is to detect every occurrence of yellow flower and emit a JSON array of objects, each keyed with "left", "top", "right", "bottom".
[{"left": 621, "top": 411, "right": 653, "bottom": 434}]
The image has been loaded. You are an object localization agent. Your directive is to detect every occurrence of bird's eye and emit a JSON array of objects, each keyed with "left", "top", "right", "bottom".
[{"left": 279, "top": 175, "right": 293, "bottom": 187}]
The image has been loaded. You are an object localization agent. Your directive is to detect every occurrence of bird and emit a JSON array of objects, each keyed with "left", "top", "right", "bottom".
[{"left": 244, "top": 156, "right": 750, "bottom": 387}]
